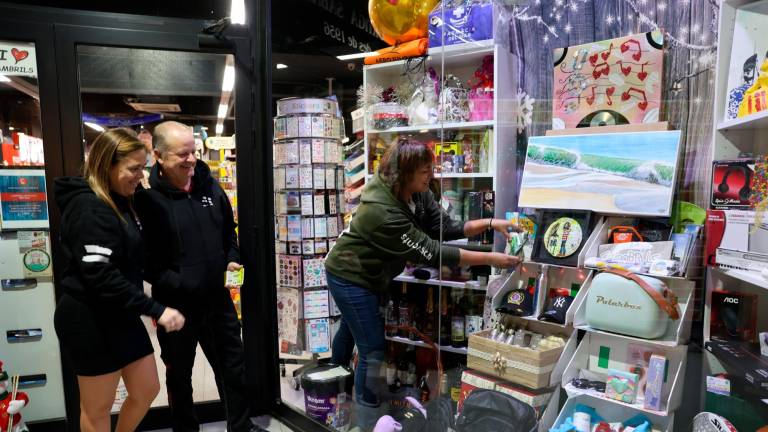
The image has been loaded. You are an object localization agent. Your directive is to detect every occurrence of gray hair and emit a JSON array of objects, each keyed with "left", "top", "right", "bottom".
[{"left": 152, "top": 121, "right": 191, "bottom": 155}]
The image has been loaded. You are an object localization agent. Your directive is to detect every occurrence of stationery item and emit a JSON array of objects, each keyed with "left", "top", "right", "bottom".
[
  {"left": 312, "top": 139, "right": 325, "bottom": 163},
  {"left": 303, "top": 289, "right": 330, "bottom": 319},
  {"left": 301, "top": 192, "right": 314, "bottom": 215},
  {"left": 302, "top": 240, "right": 315, "bottom": 255},
  {"left": 303, "top": 258, "right": 327, "bottom": 288},
  {"left": 327, "top": 216, "right": 339, "bottom": 237},
  {"left": 314, "top": 240, "right": 328, "bottom": 254},
  {"left": 285, "top": 166, "right": 300, "bottom": 188},
  {"left": 328, "top": 193, "right": 338, "bottom": 214},
  {"left": 287, "top": 215, "right": 302, "bottom": 242},
  {"left": 287, "top": 242, "right": 302, "bottom": 255},
  {"left": 284, "top": 140, "right": 300, "bottom": 164},
  {"left": 313, "top": 168, "right": 326, "bottom": 189},
  {"left": 286, "top": 191, "right": 301, "bottom": 212},
  {"left": 277, "top": 215, "right": 288, "bottom": 241},
  {"left": 302, "top": 218, "right": 314, "bottom": 239},
  {"left": 326, "top": 168, "right": 336, "bottom": 189},
  {"left": 314, "top": 193, "right": 326, "bottom": 215},
  {"left": 278, "top": 254, "right": 301, "bottom": 287},
  {"left": 299, "top": 166, "right": 313, "bottom": 189},
  {"left": 314, "top": 217, "right": 328, "bottom": 238},
  {"left": 606, "top": 369, "right": 639, "bottom": 404},
  {"left": 643, "top": 355, "right": 666, "bottom": 411},
  {"left": 306, "top": 318, "right": 330, "bottom": 353},
  {"left": 300, "top": 139, "right": 312, "bottom": 164},
  {"left": 274, "top": 167, "right": 285, "bottom": 190}
]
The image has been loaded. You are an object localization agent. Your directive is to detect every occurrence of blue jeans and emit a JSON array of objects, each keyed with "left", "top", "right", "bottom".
[{"left": 326, "top": 272, "right": 385, "bottom": 407}]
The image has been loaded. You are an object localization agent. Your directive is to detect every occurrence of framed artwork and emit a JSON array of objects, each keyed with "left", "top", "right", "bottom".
[
  {"left": 724, "top": 6, "right": 768, "bottom": 120},
  {"left": 519, "top": 130, "right": 682, "bottom": 216},
  {"left": 531, "top": 210, "right": 593, "bottom": 267},
  {"left": 553, "top": 31, "right": 664, "bottom": 129}
]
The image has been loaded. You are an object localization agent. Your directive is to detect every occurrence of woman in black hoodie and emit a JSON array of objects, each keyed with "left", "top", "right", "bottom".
[{"left": 54, "top": 128, "right": 185, "bottom": 432}]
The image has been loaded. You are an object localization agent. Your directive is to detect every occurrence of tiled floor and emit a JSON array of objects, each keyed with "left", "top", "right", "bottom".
[{"left": 144, "top": 415, "right": 293, "bottom": 432}]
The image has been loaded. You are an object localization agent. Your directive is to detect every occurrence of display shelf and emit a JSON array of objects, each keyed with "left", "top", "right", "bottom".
[
  {"left": 364, "top": 39, "right": 495, "bottom": 72},
  {"left": 572, "top": 277, "right": 694, "bottom": 347},
  {"left": 717, "top": 110, "right": 768, "bottom": 131},
  {"left": 385, "top": 335, "right": 468, "bottom": 355},
  {"left": 393, "top": 273, "right": 483, "bottom": 291},
  {"left": 561, "top": 333, "right": 688, "bottom": 418},
  {"left": 551, "top": 394, "right": 674, "bottom": 432},
  {"left": 366, "top": 120, "right": 494, "bottom": 134},
  {"left": 717, "top": 266, "right": 768, "bottom": 289}
]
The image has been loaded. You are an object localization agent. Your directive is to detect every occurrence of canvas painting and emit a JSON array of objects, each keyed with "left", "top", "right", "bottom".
[
  {"left": 553, "top": 31, "right": 664, "bottom": 129},
  {"left": 519, "top": 130, "right": 682, "bottom": 216},
  {"left": 724, "top": 6, "right": 768, "bottom": 120}
]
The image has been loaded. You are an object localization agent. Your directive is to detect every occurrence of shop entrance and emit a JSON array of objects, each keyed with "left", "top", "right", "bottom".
[{"left": 75, "top": 45, "right": 238, "bottom": 413}]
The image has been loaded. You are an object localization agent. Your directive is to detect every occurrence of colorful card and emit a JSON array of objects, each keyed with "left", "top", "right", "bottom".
[
  {"left": 284, "top": 140, "right": 299, "bottom": 164},
  {"left": 552, "top": 31, "right": 664, "bottom": 129},
  {"left": 303, "top": 289, "right": 330, "bottom": 319},
  {"left": 314, "top": 239, "right": 328, "bottom": 254},
  {"left": 277, "top": 286, "right": 300, "bottom": 344},
  {"left": 606, "top": 369, "right": 639, "bottom": 404},
  {"left": 278, "top": 254, "right": 301, "bottom": 287},
  {"left": 329, "top": 193, "right": 338, "bottom": 214},
  {"left": 303, "top": 258, "right": 327, "bottom": 287},
  {"left": 303, "top": 240, "right": 315, "bottom": 255},
  {"left": 314, "top": 217, "right": 328, "bottom": 238},
  {"left": 287, "top": 215, "right": 302, "bottom": 242},
  {"left": 298, "top": 116, "right": 311, "bottom": 137},
  {"left": 287, "top": 116, "right": 299, "bottom": 137},
  {"left": 277, "top": 215, "right": 288, "bottom": 241},
  {"left": 286, "top": 191, "right": 301, "bottom": 211},
  {"left": 302, "top": 217, "right": 314, "bottom": 239},
  {"left": 327, "top": 216, "right": 339, "bottom": 237},
  {"left": 306, "top": 318, "right": 330, "bottom": 353},
  {"left": 326, "top": 168, "right": 336, "bottom": 190}
]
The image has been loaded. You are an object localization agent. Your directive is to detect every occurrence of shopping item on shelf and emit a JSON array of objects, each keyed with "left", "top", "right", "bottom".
[
  {"left": 519, "top": 131, "right": 682, "bottom": 217},
  {"left": 468, "top": 55, "right": 494, "bottom": 121},
  {"left": 454, "top": 389, "right": 538, "bottom": 432},
  {"left": 643, "top": 354, "right": 666, "bottom": 411},
  {"left": 531, "top": 210, "right": 593, "bottom": 267},
  {"left": 711, "top": 159, "right": 756, "bottom": 209},
  {"left": 605, "top": 369, "right": 639, "bottom": 404},
  {"left": 737, "top": 58, "right": 768, "bottom": 118},
  {"left": 710, "top": 290, "right": 758, "bottom": 342},
  {"left": 585, "top": 269, "right": 679, "bottom": 339},
  {"left": 427, "top": 0, "right": 494, "bottom": 48}
]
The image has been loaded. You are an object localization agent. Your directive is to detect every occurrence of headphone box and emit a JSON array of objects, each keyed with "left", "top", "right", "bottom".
[
  {"left": 710, "top": 290, "right": 757, "bottom": 342},
  {"left": 711, "top": 159, "right": 755, "bottom": 209}
]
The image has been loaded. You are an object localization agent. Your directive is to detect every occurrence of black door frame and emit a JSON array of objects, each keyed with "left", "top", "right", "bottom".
[{"left": 0, "top": 2, "right": 286, "bottom": 430}]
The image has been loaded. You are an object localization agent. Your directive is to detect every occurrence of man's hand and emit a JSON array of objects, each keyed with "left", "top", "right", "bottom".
[{"left": 227, "top": 262, "right": 243, "bottom": 272}]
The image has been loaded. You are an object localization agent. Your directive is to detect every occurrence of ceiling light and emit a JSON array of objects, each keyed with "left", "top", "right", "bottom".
[
  {"left": 84, "top": 122, "right": 105, "bottom": 132},
  {"left": 8, "top": 126, "right": 14, "bottom": 131},
  {"left": 217, "top": 103, "right": 228, "bottom": 119},
  {"left": 336, "top": 52, "right": 377, "bottom": 61},
  {"left": 215, "top": 123, "right": 224, "bottom": 135},
  {"left": 0, "top": 75, "right": 10, "bottom": 83},
  {"left": 230, "top": 0, "right": 245, "bottom": 25},
  {"left": 222, "top": 65, "right": 235, "bottom": 91},
  {"left": 276, "top": 63, "right": 288, "bottom": 69}
]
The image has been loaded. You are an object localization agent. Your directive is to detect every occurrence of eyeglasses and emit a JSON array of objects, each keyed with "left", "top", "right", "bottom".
[{"left": 571, "top": 378, "right": 606, "bottom": 393}]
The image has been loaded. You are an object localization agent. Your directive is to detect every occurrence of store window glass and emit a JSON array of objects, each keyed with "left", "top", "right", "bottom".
[
  {"left": 75, "top": 46, "right": 240, "bottom": 412},
  {"left": 0, "top": 39, "right": 66, "bottom": 424}
]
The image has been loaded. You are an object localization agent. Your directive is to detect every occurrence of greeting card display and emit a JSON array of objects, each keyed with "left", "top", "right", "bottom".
[
  {"left": 532, "top": 210, "right": 593, "bottom": 267},
  {"left": 303, "top": 258, "right": 327, "bottom": 288},
  {"left": 553, "top": 31, "right": 664, "bottom": 129},
  {"left": 278, "top": 254, "right": 302, "bottom": 287}
]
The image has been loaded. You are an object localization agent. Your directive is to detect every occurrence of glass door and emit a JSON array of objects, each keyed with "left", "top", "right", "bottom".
[{"left": 0, "top": 26, "right": 67, "bottom": 425}]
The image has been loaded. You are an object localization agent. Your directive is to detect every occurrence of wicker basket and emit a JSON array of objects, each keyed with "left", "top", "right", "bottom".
[{"left": 467, "top": 321, "right": 568, "bottom": 389}]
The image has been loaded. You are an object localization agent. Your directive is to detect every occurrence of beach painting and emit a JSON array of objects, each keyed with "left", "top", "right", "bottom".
[{"left": 518, "top": 130, "right": 682, "bottom": 217}]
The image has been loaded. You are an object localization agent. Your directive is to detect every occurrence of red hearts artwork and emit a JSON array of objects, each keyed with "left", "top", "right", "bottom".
[
  {"left": 11, "top": 48, "right": 28, "bottom": 64},
  {"left": 589, "top": 53, "right": 598, "bottom": 66},
  {"left": 637, "top": 71, "right": 648, "bottom": 81}
]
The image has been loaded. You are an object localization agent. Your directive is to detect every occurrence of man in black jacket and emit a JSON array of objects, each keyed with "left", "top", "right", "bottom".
[{"left": 135, "top": 121, "right": 261, "bottom": 432}]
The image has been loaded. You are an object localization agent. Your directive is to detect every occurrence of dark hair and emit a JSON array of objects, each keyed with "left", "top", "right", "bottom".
[{"left": 378, "top": 137, "right": 434, "bottom": 198}]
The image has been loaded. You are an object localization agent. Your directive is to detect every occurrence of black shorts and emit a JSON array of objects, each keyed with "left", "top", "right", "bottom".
[{"left": 54, "top": 293, "right": 154, "bottom": 376}]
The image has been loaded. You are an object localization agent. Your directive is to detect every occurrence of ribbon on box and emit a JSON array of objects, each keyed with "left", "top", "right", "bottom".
[{"left": 467, "top": 348, "right": 556, "bottom": 374}]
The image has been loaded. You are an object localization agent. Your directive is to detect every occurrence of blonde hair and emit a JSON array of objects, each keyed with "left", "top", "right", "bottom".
[{"left": 83, "top": 128, "right": 146, "bottom": 222}]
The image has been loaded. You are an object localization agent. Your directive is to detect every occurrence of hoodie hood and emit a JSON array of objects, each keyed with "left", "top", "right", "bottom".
[
  {"left": 362, "top": 173, "right": 410, "bottom": 209},
  {"left": 149, "top": 159, "right": 212, "bottom": 196},
  {"left": 54, "top": 177, "right": 94, "bottom": 211}
]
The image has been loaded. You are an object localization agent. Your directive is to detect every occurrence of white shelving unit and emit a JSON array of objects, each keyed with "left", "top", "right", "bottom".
[
  {"left": 362, "top": 39, "right": 518, "bottom": 220},
  {"left": 393, "top": 273, "right": 484, "bottom": 291}
]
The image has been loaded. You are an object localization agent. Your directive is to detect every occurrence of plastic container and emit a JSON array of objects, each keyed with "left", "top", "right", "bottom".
[{"left": 301, "top": 364, "right": 354, "bottom": 431}]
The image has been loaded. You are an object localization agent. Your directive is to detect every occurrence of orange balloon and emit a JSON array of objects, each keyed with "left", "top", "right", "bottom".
[{"left": 368, "top": 0, "right": 439, "bottom": 46}]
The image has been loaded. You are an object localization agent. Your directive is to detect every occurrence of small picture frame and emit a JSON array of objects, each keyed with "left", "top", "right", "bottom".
[{"left": 531, "top": 210, "right": 593, "bottom": 267}]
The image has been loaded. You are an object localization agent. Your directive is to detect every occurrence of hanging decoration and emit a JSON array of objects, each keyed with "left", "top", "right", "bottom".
[{"left": 516, "top": 89, "right": 535, "bottom": 133}]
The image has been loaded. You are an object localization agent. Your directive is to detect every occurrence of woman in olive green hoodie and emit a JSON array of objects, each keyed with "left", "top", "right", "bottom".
[{"left": 325, "top": 137, "right": 519, "bottom": 427}]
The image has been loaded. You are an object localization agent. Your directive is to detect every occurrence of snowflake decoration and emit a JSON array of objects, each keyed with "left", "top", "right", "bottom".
[
  {"left": 606, "top": 14, "right": 614, "bottom": 24},
  {"left": 357, "top": 83, "right": 384, "bottom": 109},
  {"left": 564, "top": 23, "right": 572, "bottom": 33},
  {"left": 517, "top": 89, "right": 535, "bottom": 133}
]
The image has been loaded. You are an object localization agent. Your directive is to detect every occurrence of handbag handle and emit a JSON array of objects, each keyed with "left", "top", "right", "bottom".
[{"left": 602, "top": 268, "right": 680, "bottom": 320}]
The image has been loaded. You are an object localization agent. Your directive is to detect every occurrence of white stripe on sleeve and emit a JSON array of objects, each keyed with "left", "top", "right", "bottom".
[
  {"left": 85, "top": 245, "right": 113, "bottom": 256},
  {"left": 82, "top": 255, "right": 110, "bottom": 263}
]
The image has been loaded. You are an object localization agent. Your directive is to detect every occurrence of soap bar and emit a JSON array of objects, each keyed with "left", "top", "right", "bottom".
[{"left": 605, "top": 369, "right": 638, "bottom": 404}]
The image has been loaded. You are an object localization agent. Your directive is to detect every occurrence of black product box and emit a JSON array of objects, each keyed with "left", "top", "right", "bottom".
[
  {"left": 705, "top": 340, "right": 768, "bottom": 393},
  {"left": 466, "top": 192, "right": 483, "bottom": 243},
  {"left": 710, "top": 290, "right": 758, "bottom": 342},
  {"left": 711, "top": 159, "right": 755, "bottom": 209}
]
